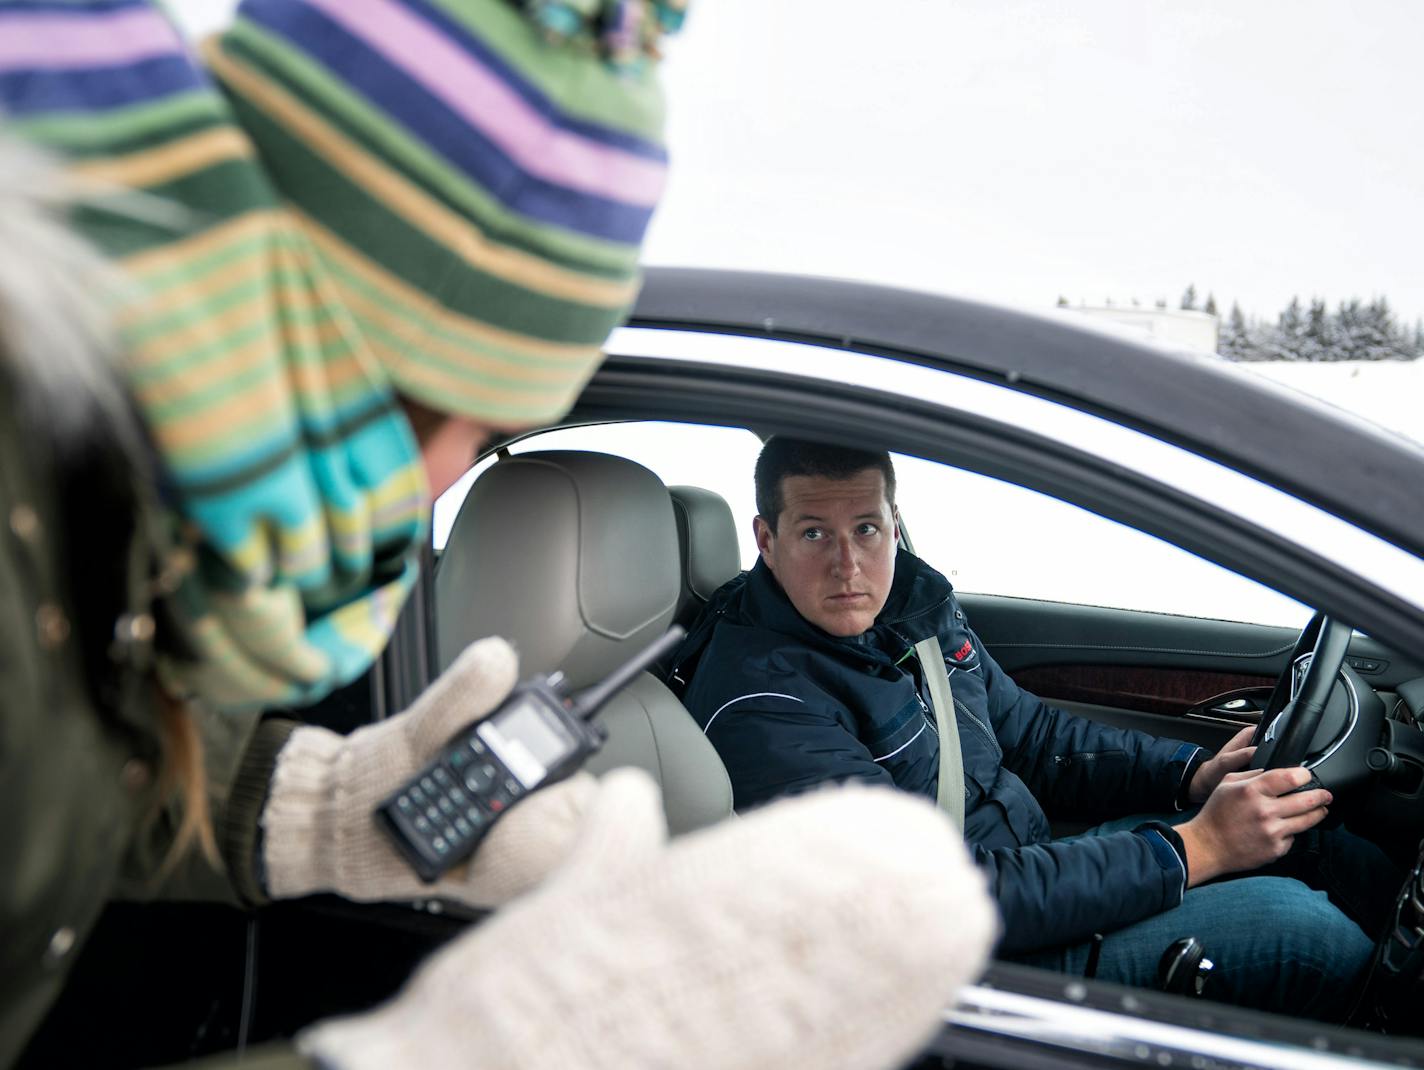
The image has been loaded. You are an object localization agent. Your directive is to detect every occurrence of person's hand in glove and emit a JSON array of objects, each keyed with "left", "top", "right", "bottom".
[
  {"left": 262, "top": 636, "right": 593, "bottom": 908},
  {"left": 300, "top": 769, "right": 998, "bottom": 1070}
]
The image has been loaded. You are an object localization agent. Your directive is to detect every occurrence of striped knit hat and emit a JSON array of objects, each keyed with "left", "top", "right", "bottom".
[
  {"left": 211, "top": 0, "right": 678, "bottom": 428},
  {"left": 0, "top": 0, "right": 684, "bottom": 711}
]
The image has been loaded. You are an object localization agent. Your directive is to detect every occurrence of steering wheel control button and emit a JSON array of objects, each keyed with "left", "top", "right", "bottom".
[{"left": 1346, "top": 656, "right": 1386, "bottom": 674}]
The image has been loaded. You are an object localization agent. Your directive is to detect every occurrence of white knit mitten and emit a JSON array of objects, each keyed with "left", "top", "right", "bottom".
[
  {"left": 300, "top": 769, "right": 998, "bottom": 1070},
  {"left": 262, "top": 636, "right": 598, "bottom": 907}
]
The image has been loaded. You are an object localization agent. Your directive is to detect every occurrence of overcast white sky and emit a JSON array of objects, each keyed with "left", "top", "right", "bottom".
[
  {"left": 173, "top": 0, "right": 1424, "bottom": 325},
  {"left": 646, "top": 0, "right": 1424, "bottom": 324}
]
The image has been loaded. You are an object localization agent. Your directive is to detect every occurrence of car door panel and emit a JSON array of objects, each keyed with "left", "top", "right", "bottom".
[
  {"left": 959, "top": 591, "right": 1293, "bottom": 744},
  {"left": 960, "top": 592, "right": 1301, "bottom": 674},
  {"left": 959, "top": 592, "right": 1422, "bottom": 747},
  {"left": 1032, "top": 696, "right": 1242, "bottom": 751}
]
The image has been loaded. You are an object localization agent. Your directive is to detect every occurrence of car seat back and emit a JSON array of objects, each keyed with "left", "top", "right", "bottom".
[
  {"left": 667, "top": 484, "right": 743, "bottom": 630},
  {"left": 436, "top": 451, "right": 732, "bottom": 834}
]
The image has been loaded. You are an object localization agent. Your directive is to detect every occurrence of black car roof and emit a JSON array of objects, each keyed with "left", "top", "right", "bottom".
[{"left": 631, "top": 268, "right": 1424, "bottom": 559}]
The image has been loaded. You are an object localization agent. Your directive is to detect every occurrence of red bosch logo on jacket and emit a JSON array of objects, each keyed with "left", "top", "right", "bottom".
[{"left": 952, "top": 639, "right": 974, "bottom": 662}]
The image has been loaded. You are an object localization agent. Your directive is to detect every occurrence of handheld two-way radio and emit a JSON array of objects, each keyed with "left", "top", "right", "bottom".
[{"left": 376, "top": 627, "right": 684, "bottom": 883}]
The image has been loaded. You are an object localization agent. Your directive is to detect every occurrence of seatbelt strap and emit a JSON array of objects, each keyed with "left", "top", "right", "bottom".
[{"left": 914, "top": 635, "right": 966, "bottom": 831}]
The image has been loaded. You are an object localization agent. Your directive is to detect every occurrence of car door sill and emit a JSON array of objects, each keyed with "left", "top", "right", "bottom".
[{"left": 927, "top": 963, "right": 1419, "bottom": 1069}]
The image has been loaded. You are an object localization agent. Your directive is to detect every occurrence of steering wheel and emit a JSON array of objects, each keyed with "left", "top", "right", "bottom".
[{"left": 1248, "top": 612, "right": 1354, "bottom": 770}]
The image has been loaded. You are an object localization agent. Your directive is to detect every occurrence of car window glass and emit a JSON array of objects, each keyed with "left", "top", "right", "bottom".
[
  {"left": 436, "top": 421, "right": 1310, "bottom": 629},
  {"left": 433, "top": 422, "right": 764, "bottom": 565},
  {"left": 892, "top": 452, "right": 1312, "bottom": 628}
]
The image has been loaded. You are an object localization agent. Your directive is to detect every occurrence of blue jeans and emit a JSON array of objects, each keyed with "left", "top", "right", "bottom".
[{"left": 1007, "top": 816, "right": 1397, "bottom": 1021}]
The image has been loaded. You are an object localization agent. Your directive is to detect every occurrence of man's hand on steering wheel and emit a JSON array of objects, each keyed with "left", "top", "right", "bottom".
[
  {"left": 1177, "top": 767, "right": 1333, "bottom": 887},
  {"left": 1186, "top": 726, "right": 1258, "bottom": 806}
]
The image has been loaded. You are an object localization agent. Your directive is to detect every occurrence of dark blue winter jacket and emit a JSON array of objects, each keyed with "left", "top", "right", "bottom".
[{"left": 670, "top": 548, "right": 1202, "bottom": 955}]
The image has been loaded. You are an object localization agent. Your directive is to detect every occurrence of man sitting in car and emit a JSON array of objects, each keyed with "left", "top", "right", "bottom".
[{"left": 671, "top": 436, "right": 1391, "bottom": 1018}]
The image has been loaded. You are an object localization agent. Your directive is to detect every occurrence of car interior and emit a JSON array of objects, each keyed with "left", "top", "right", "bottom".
[
  {"left": 23, "top": 417, "right": 1424, "bottom": 1069},
  {"left": 426, "top": 424, "right": 1424, "bottom": 1040},
  {"left": 430, "top": 428, "right": 1424, "bottom": 840},
  {"left": 435, "top": 441, "right": 1239, "bottom": 837}
]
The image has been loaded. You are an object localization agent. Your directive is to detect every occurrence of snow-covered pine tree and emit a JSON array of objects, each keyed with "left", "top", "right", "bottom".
[
  {"left": 1220, "top": 302, "right": 1252, "bottom": 360},
  {"left": 1360, "top": 297, "right": 1397, "bottom": 360},
  {"left": 1245, "top": 310, "right": 1278, "bottom": 362},
  {"left": 1180, "top": 284, "right": 1198, "bottom": 311},
  {"left": 1264, "top": 295, "right": 1305, "bottom": 361},
  {"left": 1301, "top": 298, "right": 1330, "bottom": 362},
  {"left": 1334, "top": 298, "right": 1365, "bottom": 361}
]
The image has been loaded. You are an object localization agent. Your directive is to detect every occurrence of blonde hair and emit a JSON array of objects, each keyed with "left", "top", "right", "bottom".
[{"left": 156, "top": 689, "right": 219, "bottom": 875}]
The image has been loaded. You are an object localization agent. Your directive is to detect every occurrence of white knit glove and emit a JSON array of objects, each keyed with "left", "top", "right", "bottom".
[
  {"left": 262, "top": 636, "right": 597, "bottom": 908},
  {"left": 300, "top": 770, "right": 998, "bottom": 1070}
]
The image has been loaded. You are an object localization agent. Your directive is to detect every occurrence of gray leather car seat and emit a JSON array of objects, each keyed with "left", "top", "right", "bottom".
[
  {"left": 667, "top": 485, "right": 743, "bottom": 629},
  {"left": 435, "top": 451, "right": 733, "bottom": 835}
]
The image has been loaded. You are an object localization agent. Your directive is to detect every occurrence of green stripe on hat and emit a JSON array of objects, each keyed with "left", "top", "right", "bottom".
[
  {"left": 8, "top": 90, "right": 228, "bottom": 156},
  {"left": 226, "top": 88, "right": 632, "bottom": 345},
  {"left": 223, "top": 19, "right": 640, "bottom": 279}
]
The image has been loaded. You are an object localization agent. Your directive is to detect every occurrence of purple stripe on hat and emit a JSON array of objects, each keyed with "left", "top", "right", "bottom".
[
  {"left": 294, "top": 0, "right": 665, "bottom": 208},
  {"left": 396, "top": 0, "right": 666, "bottom": 160},
  {"left": 238, "top": 0, "right": 655, "bottom": 243},
  {"left": 1, "top": 1, "right": 148, "bottom": 12},
  {"left": 0, "top": 7, "right": 184, "bottom": 70},
  {"left": 242, "top": 0, "right": 663, "bottom": 160},
  {"left": 0, "top": 55, "right": 206, "bottom": 116}
]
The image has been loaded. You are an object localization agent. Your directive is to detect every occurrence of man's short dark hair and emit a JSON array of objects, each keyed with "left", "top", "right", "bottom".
[{"left": 754, "top": 437, "right": 897, "bottom": 531}]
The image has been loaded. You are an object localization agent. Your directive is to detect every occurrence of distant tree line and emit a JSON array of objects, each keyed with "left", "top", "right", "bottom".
[
  {"left": 1056, "top": 287, "right": 1424, "bottom": 361},
  {"left": 1186, "top": 285, "right": 1423, "bottom": 362}
]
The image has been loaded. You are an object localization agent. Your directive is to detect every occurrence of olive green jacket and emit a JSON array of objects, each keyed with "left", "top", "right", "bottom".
[{"left": 0, "top": 371, "right": 307, "bottom": 1068}]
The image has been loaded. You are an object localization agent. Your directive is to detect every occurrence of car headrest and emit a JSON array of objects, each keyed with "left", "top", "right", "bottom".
[
  {"left": 436, "top": 451, "right": 680, "bottom": 689},
  {"left": 668, "top": 485, "right": 743, "bottom": 626}
]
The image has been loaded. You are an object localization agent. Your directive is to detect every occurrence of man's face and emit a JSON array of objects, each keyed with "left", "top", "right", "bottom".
[{"left": 754, "top": 469, "right": 898, "bottom": 637}]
